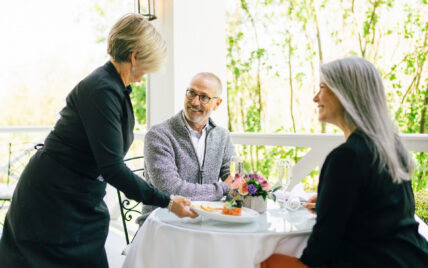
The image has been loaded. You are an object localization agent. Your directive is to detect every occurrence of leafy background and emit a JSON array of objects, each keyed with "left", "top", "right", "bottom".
[
  {"left": 222, "top": 0, "right": 427, "bottom": 190},
  {"left": 132, "top": 0, "right": 428, "bottom": 221},
  {"left": 0, "top": 0, "right": 426, "bottom": 221}
]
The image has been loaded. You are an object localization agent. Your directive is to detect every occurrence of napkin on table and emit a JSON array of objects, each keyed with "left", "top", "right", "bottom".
[{"left": 274, "top": 183, "right": 316, "bottom": 210}]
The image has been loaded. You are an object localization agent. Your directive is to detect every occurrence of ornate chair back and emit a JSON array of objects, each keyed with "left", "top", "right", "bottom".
[{"left": 117, "top": 156, "right": 144, "bottom": 246}]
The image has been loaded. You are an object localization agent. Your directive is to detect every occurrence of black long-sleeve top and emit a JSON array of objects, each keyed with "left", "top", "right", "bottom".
[
  {"left": 300, "top": 131, "right": 428, "bottom": 268},
  {"left": 44, "top": 61, "right": 170, "bottom": 207}
]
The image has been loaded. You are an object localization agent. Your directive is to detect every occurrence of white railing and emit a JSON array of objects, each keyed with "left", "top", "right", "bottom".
[
  {"left": 229, "top": 132, "right": 428, "bottom": 189},
  {"left": 0, "top": 126, "right": 54, "bottom": 133},
  {"left": 0, "top": 126, "right": 53, "bottom": 175},
  {"left": 138, "top": 130, "right": 428, "bottom": 189},
  {"left": 2, "top": 126, "right": 427, "bottom": 190}
]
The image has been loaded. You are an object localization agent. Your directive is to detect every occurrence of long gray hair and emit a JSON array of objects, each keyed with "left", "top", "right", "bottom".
[{"left": 320, "top": 57, "right": 414, "bottom": 183}]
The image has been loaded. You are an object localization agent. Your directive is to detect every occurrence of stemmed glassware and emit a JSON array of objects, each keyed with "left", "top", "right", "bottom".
[
  {"left": 230, "top": 156, "right": 244, "bottom": 177},
  {"left": 276, "top": 158, "right": 293, "bottom": 210},
  {"left": 277, "top": 159, "right": 302, "bottom": 211},
  {"left": 277, "top": 158, "right": 291, "bottom": 192}
]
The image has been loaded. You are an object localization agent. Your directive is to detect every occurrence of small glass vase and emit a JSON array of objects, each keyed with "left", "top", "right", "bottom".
[{"left": 242, "top": 195, "right": 267, "bottom": 213}]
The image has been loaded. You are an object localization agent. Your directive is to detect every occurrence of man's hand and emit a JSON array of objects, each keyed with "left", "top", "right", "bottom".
[
  {"left": 170, "top": 195, "right": 198, "bottom": 218},
  {"left": 303, "top": 194, "right": 317, "bottom": 214},
  {"left": 224, "top": 175, "right": 233, "bottom": 188}
]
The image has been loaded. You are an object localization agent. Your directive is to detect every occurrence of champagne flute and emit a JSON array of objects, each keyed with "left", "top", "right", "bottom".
[
  {"left": 276, "top": 158, "right": 291, "bottom": 210},
  {"left": 277, "top": 158, "right": 291, "bottom": 192},
  {"left": 230, "top": 156, "right": 244, "bottom": 177},
  {"left": 277, "top": 159, "right": 301, "bottom": 211}
]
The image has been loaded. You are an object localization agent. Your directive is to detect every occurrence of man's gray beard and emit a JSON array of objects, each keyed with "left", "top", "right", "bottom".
[{"left": 184, "top": 108, "right": 212, "bottom": 124}]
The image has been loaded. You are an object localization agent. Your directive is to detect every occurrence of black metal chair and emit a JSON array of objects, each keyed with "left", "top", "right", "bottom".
[
  {"left": 117, "top": 156, "right": 145, "bottom": 246},
  {"left": 0, "top": 142, "right": 37, "bottom": 224}
]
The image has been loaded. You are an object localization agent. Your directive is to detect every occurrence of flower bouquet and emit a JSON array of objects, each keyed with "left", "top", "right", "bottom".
[{"left": 226, "top": 173, "right": 281, "bottom": 213}]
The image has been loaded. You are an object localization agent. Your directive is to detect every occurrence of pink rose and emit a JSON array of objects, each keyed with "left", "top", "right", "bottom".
[
  {"left": 238, "top": 182, "right": 249, "bottom": 195},
  {"left": 261, "top": 179, "right": 272, "bottom": 191},
  {"left": 262, "top": 184, "right": 272, "bottom": 191},
  {"left": 231, "top": 177, "right": 245, "bottom": 190},
  {"left": 260, "top": 179, "right": 269, "bottom": 188}
]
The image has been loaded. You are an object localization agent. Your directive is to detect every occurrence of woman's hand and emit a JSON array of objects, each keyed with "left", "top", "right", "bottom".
[
  {"left": 303, "top": 194, "right": 317, "bottom": 214},
  {"left": 170, "top": 195, "right": 198, "bottom": 218}
]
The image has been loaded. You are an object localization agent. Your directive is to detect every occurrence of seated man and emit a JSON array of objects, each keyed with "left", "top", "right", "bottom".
[{"left": 141, "top": 72, "right": 235, "bottom": 217}]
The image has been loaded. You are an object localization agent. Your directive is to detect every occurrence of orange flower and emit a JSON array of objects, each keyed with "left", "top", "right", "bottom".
[
  {"left": 238, "top": 182, "right": 249, "bottom": 195},
  {"left": 231, "top": 177, "right": 246, "bottom": 190}
]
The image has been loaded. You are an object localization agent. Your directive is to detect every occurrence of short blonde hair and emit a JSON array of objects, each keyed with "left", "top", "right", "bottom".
[{"left": 108, "top": 13, "right": 167, "bottom": 72}]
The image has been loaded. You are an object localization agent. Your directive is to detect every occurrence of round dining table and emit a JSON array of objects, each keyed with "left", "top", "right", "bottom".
[{"left": 123, "top": 202, "right": 316, "bottom": 268}]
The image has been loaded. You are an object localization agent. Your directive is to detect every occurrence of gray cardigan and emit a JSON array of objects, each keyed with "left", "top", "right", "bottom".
[{"left": 142, "top": 111, "right": 235, "bottom": 214}]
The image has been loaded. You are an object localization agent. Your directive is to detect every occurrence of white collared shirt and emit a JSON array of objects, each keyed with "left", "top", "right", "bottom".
[{"left": 183, "top": 113, "right": 208, "bottom": 167}]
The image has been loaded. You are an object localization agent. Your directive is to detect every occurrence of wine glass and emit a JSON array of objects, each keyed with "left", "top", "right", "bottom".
[
  {"left": 277, "top": 158, "right": 291, "bottom": 192},
  {"left": 230, "top": 156, "right": 244, "bottom": 177},
  {"left": 274, "top": 158, "right": 289, "bottom": 209}
]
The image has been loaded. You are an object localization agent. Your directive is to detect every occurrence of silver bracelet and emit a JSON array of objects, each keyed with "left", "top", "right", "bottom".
[{"left": 167, "top": 195, "right": 175, "bottom": 211}]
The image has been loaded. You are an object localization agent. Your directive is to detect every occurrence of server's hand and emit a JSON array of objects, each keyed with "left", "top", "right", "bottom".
[{"left": 170, "top": 195, "right": 198, "bottom": 218}]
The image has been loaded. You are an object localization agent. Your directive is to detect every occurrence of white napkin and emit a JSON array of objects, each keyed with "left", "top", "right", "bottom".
[
  {"left": 286, "top": 183, "right": 315, "bottom": 202},
  {"left": 274, "top": 183, "right": 316, "bottom": 210}
]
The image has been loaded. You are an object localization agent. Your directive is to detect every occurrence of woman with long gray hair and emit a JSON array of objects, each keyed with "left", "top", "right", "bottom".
[{"left": 262, "top": 57, "right": 427, "bottom": 268}]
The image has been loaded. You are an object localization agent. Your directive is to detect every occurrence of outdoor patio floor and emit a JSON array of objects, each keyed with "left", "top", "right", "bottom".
[{"left": 105, "top": 219, "right": 129, "bottom": 267}]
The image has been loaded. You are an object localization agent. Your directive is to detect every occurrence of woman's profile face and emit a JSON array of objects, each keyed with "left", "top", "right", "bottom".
[{"left": 313, "top": 80, "right": 345, "bottom": 126}]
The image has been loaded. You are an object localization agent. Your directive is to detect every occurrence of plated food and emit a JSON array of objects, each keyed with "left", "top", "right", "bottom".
[
  {"left": 222, "top": 206, "right": 241, "bottom": 216},
  {"left": 195, "top": 202, "right": 242, "bottom": 216},
  {"left": 200, "top": 205, "right": 222, "bottom": 212},
  {"left": 191, "top": 201, "right": 258, "bottom": 223}
]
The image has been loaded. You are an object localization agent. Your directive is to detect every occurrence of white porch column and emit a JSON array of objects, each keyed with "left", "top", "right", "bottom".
[{"left": 147, "top": 0, "right": 227, "bottom": 128}]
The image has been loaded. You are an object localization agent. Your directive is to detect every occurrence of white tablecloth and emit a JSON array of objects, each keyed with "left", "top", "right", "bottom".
[{"left": 123, "top": 205, "right": 315, "bottom": 268}]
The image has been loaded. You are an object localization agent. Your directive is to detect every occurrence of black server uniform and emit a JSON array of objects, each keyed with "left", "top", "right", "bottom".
[{"left": 0, "top": 62, "right": 170, "bottom": 267}]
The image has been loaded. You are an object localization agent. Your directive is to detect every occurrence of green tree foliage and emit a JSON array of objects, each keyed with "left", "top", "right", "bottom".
[
  {"left": 225, "top": 0, "right": 427, "bottom": 193},
  {"left": 130, "top": 78, "right": 147, "bottom": 130},
  {"left": 415, "top": 190, "right": 428, "bottom": 223}
]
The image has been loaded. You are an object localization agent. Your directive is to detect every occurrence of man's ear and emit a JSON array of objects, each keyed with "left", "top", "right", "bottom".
[{"left": 212, "top": 98, "right": 223, "bottom": 111}]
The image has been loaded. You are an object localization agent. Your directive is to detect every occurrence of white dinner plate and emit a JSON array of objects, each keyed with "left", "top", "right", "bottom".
[{"left": 191, "top": 201, "right": 259, "bottom": 223}]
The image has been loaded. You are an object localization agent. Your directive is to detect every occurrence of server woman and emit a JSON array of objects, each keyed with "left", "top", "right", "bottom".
[
  {"left": 0, "top": 13, "right": 196, "bottom": 267},
  {"left": 262, "top": 57, "right": 428, "bottom": 268}
]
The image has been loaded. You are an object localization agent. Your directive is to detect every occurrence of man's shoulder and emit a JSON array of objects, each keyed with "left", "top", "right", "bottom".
[
  {"left": 144, "top": 121, "right": 175, "bottom": 150},
  {"left": 207, "top": 117, "right": 230, "bottom": 134},
  {"left": 147, "top": 119, "right": 170, "bottom": 133},
  {"left": 146, "top": 122, "right": 173, "bottom": 141},
  {"left": 206, "top": 124, "right": 233, "bottom": 149},
  {"left": 209, "top": 123, "right": 231, "bottom": 137},
  {"left": 146, "top": 113, "right": 186, "bottom": 138}
]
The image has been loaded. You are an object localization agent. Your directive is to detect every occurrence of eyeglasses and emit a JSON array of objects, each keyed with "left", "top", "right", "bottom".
[{"left": 185, "top": 89, "right": 218, "bottom": 104}]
